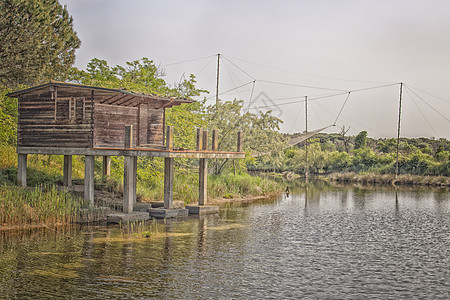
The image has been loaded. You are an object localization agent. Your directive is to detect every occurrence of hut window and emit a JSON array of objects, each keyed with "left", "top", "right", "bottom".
[{"left": 55, "top": 97, "right": 85, "bottom": 121}]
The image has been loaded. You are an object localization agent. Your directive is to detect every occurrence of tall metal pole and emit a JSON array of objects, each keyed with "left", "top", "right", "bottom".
[
  {"left": 305, "top": 96, "right": 309, "bottom": 178},
  {"left": 216, "top": 53, "right": 220, "bottom": 107},
  {"left": 395, "top": 82, "right": 403, "bottom": 178}
]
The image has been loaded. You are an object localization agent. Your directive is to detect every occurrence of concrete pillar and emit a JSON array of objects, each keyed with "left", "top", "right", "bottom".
[
  {"left": 84, "top": 155, "right": 95, "bottom": 205},
  {"left": 164, "top": 157, "right": 174, "bottom": 209},
  {"left": 102, "top": 156, "right": 111, "bottom": 178},
  {"left": 199, "top": 158, "right": 208, "bottom": 206},
  {"left": 123, "top": 156, "right": 137, "bottom": 213},
  {"left": 63, "top": 155, "right": 72, "bottom": 187},
  {"left": 17, "top": 154, "right": 27, "bottom": 187}
]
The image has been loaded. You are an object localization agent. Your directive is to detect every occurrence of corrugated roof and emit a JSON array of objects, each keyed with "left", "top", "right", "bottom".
[{"left": 6, "top": 80, "right": 194, "bottom": 107}]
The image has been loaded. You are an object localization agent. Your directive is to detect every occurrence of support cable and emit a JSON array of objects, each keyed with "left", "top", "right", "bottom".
[
  {"left": 163, "top": 55, "right": 215, "bottom": 66},
  {"left": 206, "top": 81, "right": 255, "bottom": 100},
  {"left": 404, "top": 88, "right": 440, "bottom": 137},
  {"left": 405, "top": 85, "right": 450, "bottom": 123},
  {"left": 221, "top": 55, "right": 256, "bottom": 80},
  {"left": 333, "top": 92, "right": 351, "bottom": 125}
]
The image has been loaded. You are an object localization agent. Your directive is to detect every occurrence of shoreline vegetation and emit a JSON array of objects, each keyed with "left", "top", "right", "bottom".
[{"left": 327, "top": 172, "right": 450, "bottom": 187}]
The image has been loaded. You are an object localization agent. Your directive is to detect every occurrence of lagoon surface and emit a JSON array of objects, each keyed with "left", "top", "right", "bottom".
[{"left": 1, "top": 181, "right": 449, "bottom": 299}]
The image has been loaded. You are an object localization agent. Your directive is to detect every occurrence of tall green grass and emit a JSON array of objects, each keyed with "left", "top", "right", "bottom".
[{"left": 0, "top": 185, "right": 89, "bottom": 226}]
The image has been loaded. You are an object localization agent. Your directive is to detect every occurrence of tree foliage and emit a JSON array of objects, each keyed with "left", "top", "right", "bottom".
[
  {"left": 205, "top": 100, "right": 287, "bottom": 174},
  {"left": 0, "top": 0, "right": 80, "bottom": 87},
  {"left": 354, "top": 130, "right": 367, "bottom": 149}
]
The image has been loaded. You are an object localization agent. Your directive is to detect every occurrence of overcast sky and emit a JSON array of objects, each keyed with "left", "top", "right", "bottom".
[{"left": 61, "top": 0, "right": 450, "bottom": 138}]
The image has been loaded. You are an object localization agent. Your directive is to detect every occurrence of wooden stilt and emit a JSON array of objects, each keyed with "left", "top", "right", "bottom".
[
  {"left": 102, "top": 156, "right": 111, "bottom": 178},
  {"left": 84, "top": 155, "right": 95, "bottom": 204},
  {"left": 63, "top": 155, "right": 72, "bottom": 187},
  {"left": 17, "top": 154, "right": 27, "bottom": 187}
]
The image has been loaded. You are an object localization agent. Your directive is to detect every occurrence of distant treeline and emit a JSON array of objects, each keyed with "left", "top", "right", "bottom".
[{"left": 250, "top": 131, "right": 450, "bottom": 176}]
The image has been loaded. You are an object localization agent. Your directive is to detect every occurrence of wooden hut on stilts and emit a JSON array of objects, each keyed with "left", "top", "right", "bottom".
[{"left": 7, "top": 81, "right": 244, "bottom": 221}]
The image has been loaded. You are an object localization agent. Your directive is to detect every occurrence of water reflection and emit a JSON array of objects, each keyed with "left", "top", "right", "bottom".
[{"left": 1, "top": 180, "right": 449, "bottom": 299}]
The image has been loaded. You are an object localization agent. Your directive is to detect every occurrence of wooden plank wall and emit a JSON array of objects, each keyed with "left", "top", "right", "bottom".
[
  {"left": 147, "top": 108, "right": 164, "bottom": 145},
  {"left": 93, "top": 103, "right": 138, "bottom": 147},
  {"left": 18, "top": 96, "right": 93, "bottom": 148}
]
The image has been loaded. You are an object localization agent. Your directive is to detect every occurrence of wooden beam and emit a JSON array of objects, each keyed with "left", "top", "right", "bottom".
[{"left": 17, "top": 146, "right": 246, "bottom": 159}]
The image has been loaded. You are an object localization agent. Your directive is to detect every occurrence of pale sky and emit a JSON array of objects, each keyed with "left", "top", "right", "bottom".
[{"left": 61, "top": 0, "right": 450, "bottom": 138}]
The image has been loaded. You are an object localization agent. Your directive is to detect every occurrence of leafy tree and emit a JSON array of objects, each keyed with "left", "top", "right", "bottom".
[
  {"left": 0, "top": 86, "right": 17, "bottom": 145},
  {"left": 0, "top": 0, "right": 80, "bottom": 87},
  {"left": 205, "top": 100, "right": 287, "bottom": 174},
  {"left": 354, "top": 130, "right": 367, "bottom": 149}
]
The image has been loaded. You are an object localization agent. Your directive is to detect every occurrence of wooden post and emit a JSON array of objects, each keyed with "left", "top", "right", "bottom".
[
  {"left": 196, "top": 128, "right": 203, "bottom": 151},
  {"left": 125, "top": 125, "right": 133, "bottom": 148},
  {"left": 166, "top": 125, "right": 173, "bottom": 150},
  {"left": 102, "top": 156, "right": 111, "bottom": 178},
  {"left": 212, "top": 129, "right": 218, "bottom": 151},
  {"left": 237, "top": 131, "right": 243, "bottom": 152},
  {"left": 84, "top": 155, "right": 95, "bottom": 205},
  {"left": 199, "top": 157, "right": 208, "bottom": 206},
  {"left": 202, "top": 130, "right": 208, "bottom": 151},
  {"left": 164, "top": 157, "right": 174, "bottom": 209},
  {"left": 17, "top": 154, "right": 27, "bottom": 187},
  {"left": 63, "top": 155, "right": 72, "bottom": 187}
]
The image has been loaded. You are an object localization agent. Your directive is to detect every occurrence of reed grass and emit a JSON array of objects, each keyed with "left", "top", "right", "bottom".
[
  {"left": 0, "top": 185, "right": 90, "bottom": 226},
  {"left": 328, "top": 172, "right": 450, "bottom": 187}
]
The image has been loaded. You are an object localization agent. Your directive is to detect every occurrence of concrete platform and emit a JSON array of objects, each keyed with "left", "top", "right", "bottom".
[
  {"left": 149, "top": 201, "right": 185, "bottom": 209},
  {"left": 148, "top": 208, "right": 189, "bottom": 219},
  {"left": 186, "top": 205, "right": 219, "bottom": 215},
  {"left": 107, "top": 212, "right": 150, "bottom": 224}
]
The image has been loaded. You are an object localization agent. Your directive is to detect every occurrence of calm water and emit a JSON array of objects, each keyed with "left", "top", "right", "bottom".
[{"left": 1, "top": 181, "right": 449, "bottom": 299}]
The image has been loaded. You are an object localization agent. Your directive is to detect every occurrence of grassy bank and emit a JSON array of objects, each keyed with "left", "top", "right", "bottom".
[
  {"left": 0, "top": 185, "right": 89, "bottom": 227},
  {"left": 328, "top": 172, "right": 450, "bottom": 187}
]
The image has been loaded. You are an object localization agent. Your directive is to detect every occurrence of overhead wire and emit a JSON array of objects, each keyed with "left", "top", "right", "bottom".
[
  {"left": 404, "top": 88, "right": 440, "bottom": 137},
  {"left": 162, "top": 55, "right": 215, "bottom": 67},
  {"left": 205, "top": 81, "right": 255, "bottom": 100},
  {"left": 405, "top": 84, "right": 450, "bottom": 104},
  {"left": 225, "top": 55, "right": 394, "bottom": 84},
  {"left": 404, "top": 85, "right": 450, "bottom": 123},
  {"left": 221, "top": 55, "right": 256, "bottom": 80}
]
